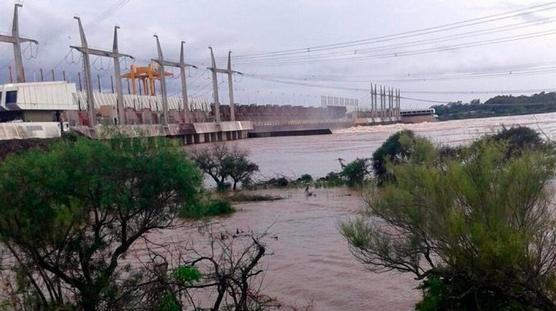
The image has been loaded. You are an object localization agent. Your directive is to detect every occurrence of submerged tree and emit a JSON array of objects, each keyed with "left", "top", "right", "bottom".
[
  {"left": 191, "top": 143, "right": 230, "bottom": 190},
  {"left": 342, "top": 137, "right": 556, "bottom": 310},
  {"left": 339, "top": 158, "right": 372, "bottom": 187},
  {"left": 191, "top": 144, "right": 258, "bottom": 191},
  {"left": 222, "top": 148, "right": 259, "bottom": 191},
  {"left": 0, "top": 136, "right": 202, "bottom": 310}
]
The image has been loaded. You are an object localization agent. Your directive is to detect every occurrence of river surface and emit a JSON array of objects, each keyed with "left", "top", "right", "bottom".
[
  {"left": 222, "top": 112, "right": 556, "bottom": 179},
  {"left": 181, "top": 113, "right": 556, "bottom": 310}
]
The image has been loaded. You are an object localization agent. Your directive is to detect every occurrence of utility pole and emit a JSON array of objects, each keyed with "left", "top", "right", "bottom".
[
  {"left": 207, "top": 48, "right": 242, "bottom": 122},
  {"left": 208, "top": 47, "right": 221, "bottom": 122},
  {"left": 0, "top": 4, "right": 38, "bottom": 83},
  {"left": 71, "top": 18, "right": 133, "bottom": 127},
  {"left": 396, "top": 89, "right": 401, "bottom": 121},
  {"left": 380, "top": 86, "right": 385, "bottom": 121},
  {"left": 370, "top": 84, "right": 376, "bottom": 120},
  {"left": 389, "top": 88, "right": 393, "bottom": 121},
  {"left": 152, "top": 38, "right": 197, "bottom": 124}
]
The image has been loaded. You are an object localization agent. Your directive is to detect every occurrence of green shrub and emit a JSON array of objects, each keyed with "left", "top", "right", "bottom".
[
  {"left": 372, "top": 130, "right": 417, "bottom": 185},
  {"left": 178, "top": 198, "right": 234, "bottom": 219},
  {"left": 297, "top": 174, "right": 313, "bottom": 183},
  {"left": 315, "top": 171, "right": 344, "bottom": 188},
  {"left": 157, "top": 291, "right": 181, "bottom": 311},
  {"left": 343, "top": 138, "right": 556, "bottom": 310},
  {"left": 476, "top": 125, "right": 547, "bottom": 157},
  {"left": 341, "top": 158, "right": 371, "bottom": 187},
  {"left": 0, "top": 135, "right": 202, "bottom": 310},
  {"left": 173, "top": 265, "right": 201, "bottom": 284}
]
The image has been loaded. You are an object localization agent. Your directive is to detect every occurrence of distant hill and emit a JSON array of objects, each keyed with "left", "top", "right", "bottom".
[{"left": 431, "top": 92, "right": 556, "bottom": 121}]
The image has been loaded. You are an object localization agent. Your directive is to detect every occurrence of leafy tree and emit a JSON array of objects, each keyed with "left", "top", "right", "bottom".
[
  {"left": 190, "top": 144, "right": 230, "bottom": 190},
  {"left": 191, "top": 144, "right": 259, "bottom": 191},
  {"left": 342, "top": 138, "right": 556, "bottom": 310},
  {"left": 222, "top": 148, "right": 259, "bottom": 191},
  {"left": 485, "top": 125, "right": 546, "bottom": 156},
  {"left": 296, "top": 174, "right": 313, "bottom": 184},
  {"left": 372, "top": 130, "right": 434, "bottom": 185},
  {"left": 0, "top": 136, "right": 202, "bottom": 310},
  {"left": 340, "top": 158, "right": 371, "bottom": 187}
]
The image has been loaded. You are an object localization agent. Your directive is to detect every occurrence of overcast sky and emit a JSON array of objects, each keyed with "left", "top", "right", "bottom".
[{"left": 1, "top": 0, "right": 555, "bottom": 109}]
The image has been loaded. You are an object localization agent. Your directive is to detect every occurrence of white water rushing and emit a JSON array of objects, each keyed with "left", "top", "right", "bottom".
[{"left": 221, "top": 112, "right": 556, "bottom": 179}]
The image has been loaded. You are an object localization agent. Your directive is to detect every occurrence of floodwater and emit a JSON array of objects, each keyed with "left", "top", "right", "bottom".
[
  {"left": 227, "top": 112, "right": 556, "bottom": 179},
  {"left": 178, "top": 113, "right": 556, "bottom": 310}
]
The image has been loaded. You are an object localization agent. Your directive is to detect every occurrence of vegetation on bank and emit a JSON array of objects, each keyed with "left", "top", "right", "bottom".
[
  {"left": 191, "top": 143, "right": 259, "bottom": 191},
  {"left": 0, "top": 135, "right": 272, "bottom": 311},
  {"left": 432, "top": 92, "right": 556, "bottom": 121},
  {"left": 341, "top": 126, "right": 556, "bottom": 310}
]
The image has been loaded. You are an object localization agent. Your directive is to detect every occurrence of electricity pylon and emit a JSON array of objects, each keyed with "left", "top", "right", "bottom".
[
  {"left": 207, "top": 48, "right": 242, "bottom": 122},
  {"left": 152, "top": 37, "right": 197, "bottom": 124},
  {"left": 70, "top": 17, "right": 134, "bottom": 127},
  {"left": 0, "top": 4, "right": 38, "bottom": 83}
]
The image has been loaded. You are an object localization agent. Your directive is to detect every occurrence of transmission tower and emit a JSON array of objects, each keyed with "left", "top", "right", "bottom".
[
  {"left": 208, "top": 48, "right": 242, "bottom": 122},
  {"left": 70, "top": 17, "right": 134, "bottom": 127},
  {"left": 0, "top": 4, "right": 38, "bottom": 83},
  {"left": 152, "top": 37, "right": 197, "bottom": 124}
]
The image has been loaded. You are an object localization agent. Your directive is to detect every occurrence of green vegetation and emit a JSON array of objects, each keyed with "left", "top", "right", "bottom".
[
  {"left": 173, "top": 265, "right": 202, "bottom": 284},
  {"left": 297, "top": 174, "right": 313, "bottom": 184},
  {"left": 341, "top": 128, "right": 556, "bottom": 310},
  {"left": 371, "top": 129, "right": 431, "bottom": 185},
  {"left": 340, "top": 158, "right": 372, "bottom": 187},
  {"left": 314, "top": 171, "right": 344, "bottom": 187},
  {"left": 178, "top": 196, "right": 235, "bottom": 219},
  {"left": 191, "top": 144, "right": 259, "bottom": 191},
  {"left": 249, "top": 158, "right": 374, "bottom": 190},
  {"left": 432, "top": 92, "right": 556, "bottom": 121},
  {"left": 0, "top": 136, "right": 201, "bottom": 310},
  {"left": 0, "top": 135, "right": 269, "bottom": 310}
]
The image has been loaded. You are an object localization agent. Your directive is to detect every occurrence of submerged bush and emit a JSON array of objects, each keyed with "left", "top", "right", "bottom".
[
  {"left": 315, "top": 171, "right": 344, "bottom": 187},
  {"left": 341, "top": 158, "right": 371, "bottom": 187},
  {"left": 297, "top": 174, "right": 313, "bottom": 184},
  {"left": 178, "top": 197, "right": 234, "bottom": 219},
  {"left": 173, "top": 265, "right": 202, "bottom": 284}
]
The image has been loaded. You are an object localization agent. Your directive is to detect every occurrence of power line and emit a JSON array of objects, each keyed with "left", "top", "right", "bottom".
[
  {"left": 231, "top": 1, "right": 556, "bottom": 60},
  {"left": 244, "top": 73, "right": 556, "bottom": 95},
  {"left": 87, "top": 0, "right": 132, "bottom": 26},
  {"left": 242, "top": 72, "right": 556, "bottom": 106},
  {"left": 246, "top": 64, "right": 556, "bottom": 84},
  {"left": 402, "top": 88, "right": 556, "bottom": 95},
  {"left": 235, "top": 28, "right": 556, "bottom": 66},
  {"left": 235, "top": 16, "right": 556, "bottom": 64}
]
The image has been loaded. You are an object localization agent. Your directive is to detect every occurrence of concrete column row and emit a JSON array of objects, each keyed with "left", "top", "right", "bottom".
[{"left": 183, "top": 130, "right": 248, "bottom": 145}]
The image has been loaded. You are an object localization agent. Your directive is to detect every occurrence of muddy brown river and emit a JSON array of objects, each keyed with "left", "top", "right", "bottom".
[{"left": 180, "top": 113, "right": 556, "bottom": 310}]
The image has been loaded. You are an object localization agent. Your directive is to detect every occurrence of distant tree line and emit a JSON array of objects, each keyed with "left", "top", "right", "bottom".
[{"left": 432, "top": 92, "right": 556, "bottom": 120}]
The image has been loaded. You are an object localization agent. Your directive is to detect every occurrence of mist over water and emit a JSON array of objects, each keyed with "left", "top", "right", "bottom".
[{"left": 181, "top": 113, "right": 556, "bottom": 310}]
